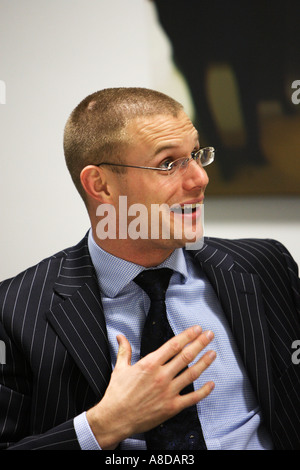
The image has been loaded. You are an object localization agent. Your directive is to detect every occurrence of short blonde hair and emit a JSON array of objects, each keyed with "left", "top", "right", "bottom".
[{"left": 63, "top": 87, "right": 183, "bottom": 202}]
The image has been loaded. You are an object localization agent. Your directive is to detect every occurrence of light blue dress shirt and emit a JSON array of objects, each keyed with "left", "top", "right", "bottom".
[{"left": 74, "top": 230, "right": 273, "bottom": 450}]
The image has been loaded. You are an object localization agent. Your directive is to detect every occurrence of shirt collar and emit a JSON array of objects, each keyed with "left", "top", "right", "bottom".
[{"left": 87, "top": 229, "right": 188, "bottom": 298}]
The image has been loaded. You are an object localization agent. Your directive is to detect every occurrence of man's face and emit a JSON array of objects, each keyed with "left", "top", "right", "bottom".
[{"left": 107, "top": 111, "right": 209, "bottom": 255}]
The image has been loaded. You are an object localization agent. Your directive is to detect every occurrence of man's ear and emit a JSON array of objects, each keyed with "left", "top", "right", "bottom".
[{"left": 80, "top": 165, "right": 112, "bottom": 203}]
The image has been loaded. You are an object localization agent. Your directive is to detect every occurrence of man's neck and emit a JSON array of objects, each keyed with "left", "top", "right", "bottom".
[{"left": 91, "top": 228, "right": 176, "bottom": 267}]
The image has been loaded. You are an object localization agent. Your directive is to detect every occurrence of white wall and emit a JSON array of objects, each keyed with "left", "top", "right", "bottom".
[
  {"left": 204, "top": 196, "right": 300, "bottom": 263},
  {"left": 0, "top": 0, "right": 299, "bottom": 281}
]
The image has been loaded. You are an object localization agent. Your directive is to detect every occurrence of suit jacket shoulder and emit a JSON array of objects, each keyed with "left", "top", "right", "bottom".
[
  {"left": 0, "top": 234, "right": 95, "bottom": 450},
  {"left": 203, "top": 237, "right": 300, "bottom": 315},
  {"left": 195, "top": 237, "right": 300, "bottom": 449}
]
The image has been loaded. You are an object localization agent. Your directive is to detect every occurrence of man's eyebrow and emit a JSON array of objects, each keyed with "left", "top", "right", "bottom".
[
  {"left": 153, "top": 143, "right": 177, "bottom": 157},
  {"left": 152, "top": 132, "right": 200, "bottom": 158}
]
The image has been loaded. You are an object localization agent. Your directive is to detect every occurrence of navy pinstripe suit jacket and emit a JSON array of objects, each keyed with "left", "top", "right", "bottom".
[{"left": 0, "top": 234, "right": 299, "bottom": 450}]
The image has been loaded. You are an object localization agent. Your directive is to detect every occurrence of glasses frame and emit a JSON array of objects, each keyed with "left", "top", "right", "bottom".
[{"left": 94, "top": 146, "right": 215, "bottom": 175}]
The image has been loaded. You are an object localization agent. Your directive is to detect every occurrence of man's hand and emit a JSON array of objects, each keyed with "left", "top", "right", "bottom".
[{"left": 86, "top": 325, "right": 216, "bottom": 449}]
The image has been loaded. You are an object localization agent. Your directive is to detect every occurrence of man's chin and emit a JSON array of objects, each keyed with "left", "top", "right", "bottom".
[
  {"left": 160, "top": 232, "right": 204, "bottom": 251},
  {"left": 170, "top": 205, "right": 204, "bottom": 250}
]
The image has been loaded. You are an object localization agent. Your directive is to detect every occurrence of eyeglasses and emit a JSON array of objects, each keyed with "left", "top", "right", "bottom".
[{"left": 95, "top": 146, "right": 215, "bottom": 177}]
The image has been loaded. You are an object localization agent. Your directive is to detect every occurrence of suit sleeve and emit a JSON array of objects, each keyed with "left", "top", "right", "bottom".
[
  {"left": 0, "top": 321, "right": 81, "bottom": 450},
  {"left": 5, "top": 419, "right": 80, "bottom": 450}
]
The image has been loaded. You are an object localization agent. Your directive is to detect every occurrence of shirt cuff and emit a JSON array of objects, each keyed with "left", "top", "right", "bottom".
[{"left": 74, "top": 411, "right": 102, "bottom": 450}]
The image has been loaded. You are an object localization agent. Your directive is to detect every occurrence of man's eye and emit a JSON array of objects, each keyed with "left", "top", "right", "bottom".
[{"left": 159, "top": 159, "right": 173, "bottom": 169}]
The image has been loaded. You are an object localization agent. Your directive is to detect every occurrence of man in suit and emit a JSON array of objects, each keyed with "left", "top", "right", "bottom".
[{"left": 0, "top": 88, "right": 299, "bottom": 450}]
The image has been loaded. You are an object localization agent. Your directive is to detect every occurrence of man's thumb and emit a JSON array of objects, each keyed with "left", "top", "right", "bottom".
[{"left": 115, "top": 334, "right": 132, "bottom": 367}]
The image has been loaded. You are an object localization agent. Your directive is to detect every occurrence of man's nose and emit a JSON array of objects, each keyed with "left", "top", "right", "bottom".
[{"left": 182, "top": 159, "right": 209, "bottom": 190}]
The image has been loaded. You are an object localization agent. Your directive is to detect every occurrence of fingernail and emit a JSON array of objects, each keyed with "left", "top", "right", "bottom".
[
  {"left": 208, "top": 350, "right": 216, "bottom": 360},
  {"left": 193, "top": 325, "right": 202, "bottom": 334},
  {"left": 205, "top": 330, "right": 214, "bottom": 340},
  {"left": 208, "top": 381, "right": 215, "bottom": 391}
]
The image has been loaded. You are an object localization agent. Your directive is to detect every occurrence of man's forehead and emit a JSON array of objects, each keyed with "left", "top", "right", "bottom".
[{"left": 125, "top": 112, "right": 199, "bottom": 148}]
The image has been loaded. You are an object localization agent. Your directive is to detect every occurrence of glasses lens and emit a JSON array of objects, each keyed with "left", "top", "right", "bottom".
[
  {"left": 167, "top": 148, "right": 214, "bottom": 177},
  {"left": 169, "top": 158, "right": 190, "bottom": 176},
  {"left": 200, "top": 147, "right": 215, "bottom": 167}
]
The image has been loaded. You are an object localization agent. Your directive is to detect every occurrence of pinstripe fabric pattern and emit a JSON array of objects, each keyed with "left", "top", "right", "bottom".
[
  {"left": 192, "top": 238, "right": 300, "bottom": 449},
  {"left": 0, "top": 236, "right": 110, "bottom": 450},
  {"left": 0, "top": 234, "right": 299, "bottom": 449}
]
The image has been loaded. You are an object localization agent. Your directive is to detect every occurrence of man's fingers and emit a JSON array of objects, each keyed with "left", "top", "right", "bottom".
[
  {"left": 167, "top": 329, "right": 215, "bottom": 379},
  {"left": 178, "top": 379, "right": 215, "bottom": 411},
  {"left": 152, "top": 325, "right": 203, "bottom": 365},
  {"left": 172, "top": 349, "right": 216, "bottom": 394}
]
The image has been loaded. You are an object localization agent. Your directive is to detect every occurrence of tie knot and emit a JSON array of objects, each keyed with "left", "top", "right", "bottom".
[{"left": 134, "top": 268, "right": 173, "bottom": 301}]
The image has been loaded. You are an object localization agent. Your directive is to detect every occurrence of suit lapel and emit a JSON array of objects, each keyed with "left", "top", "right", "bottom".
[
  {"left": 191, "top": 242, "right": 274, "bottom": 431},
  {"left": 46, "top": 236, "right": 111, "bottom": 398}
]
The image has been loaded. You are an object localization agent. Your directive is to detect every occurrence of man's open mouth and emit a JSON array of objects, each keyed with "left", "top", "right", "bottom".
[{"left": 170, "top": 203, "right": 201, "bottom": 215}]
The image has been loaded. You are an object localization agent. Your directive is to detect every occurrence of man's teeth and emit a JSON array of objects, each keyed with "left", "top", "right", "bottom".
[{"left": 171, "top": 203, "right": 199, "bottom": 213}]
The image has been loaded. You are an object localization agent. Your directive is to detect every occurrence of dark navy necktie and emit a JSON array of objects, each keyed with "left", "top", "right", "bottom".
[{"left": 134, "top": 268, "right": 206, "bottom": 450}]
